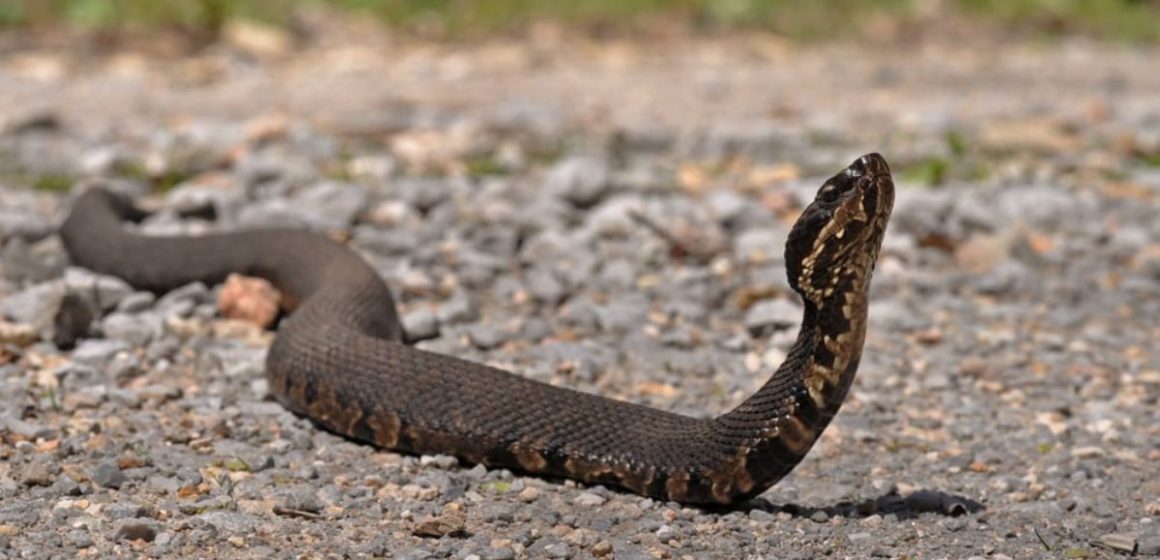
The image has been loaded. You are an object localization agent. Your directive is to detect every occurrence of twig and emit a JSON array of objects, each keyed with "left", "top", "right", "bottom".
[
  {"left": 628, "top": 209, "right": 723, "bottom": 263},
  {"left": 273, "top": 506, "right": 323, "bottom": 520},
  {"left": 1033, "top": 526, "right": 1052, "bottom": 551}
]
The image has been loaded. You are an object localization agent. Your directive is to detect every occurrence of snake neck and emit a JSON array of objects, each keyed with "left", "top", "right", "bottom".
[{"left": 707, "top": 292, "right": 869, "bottom": 500}]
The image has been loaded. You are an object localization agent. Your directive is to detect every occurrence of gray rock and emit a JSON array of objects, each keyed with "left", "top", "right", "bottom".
[
  {"left": 437, "top": 290, "right": 477, "bottom": 324},
  {"left": 891, "top": 188, "right": 954, "bottom": 238},
  {"left": 486, "top": 547, "right": 516, "bottom": 560},
  {"left": 748, "top": 509, "right": 777, "bottom": 522},
  {"left": 660, "top": 324, "right": 699, "bottom": 349},
  {"left": 280, "top": 487, "right": 323, "bottom": 513},
  {"left": 1005, "top": 500, "right": 1065, "bottom": 519},
  {"left": 456, "top": 249, "right": 508, "bottom": 286},
  {"left": 102, "top": 312, "right": 163, "bottom": 347},
  {"left": 67, "top": 530, "right": 95, "bottom": 549},
  {"left": 543, "top": 543, "right": 571, "bottom": 559},
  {"left": 403, "top": 307, "right": 440, "bottom": 342},
  {"left": 114, "top": 521, "right": 157, "bottom": 542},
  {"left": 0, "top": 206, "right": 53, "bottom": 242},
  {"left": 0, "top": 414, "right": 53, "bottom": 441},
  {"left": 20, "top": 457, "right": 58, "bottom": 487},
  {"left": 398, "top": 177, "right": 453, "bottom": 213},
  {"left": 71, "top": 339, "right": 129, "bottom": 365},
  {"left": 1095, "top": 533, "right": 1137, "bottom": 554},
  {"left": 104, "top": 502, "right": 147, "bottom": 519},
  {"left": 115, "top": 292, "right": 157, "bottom": 314},
  {"left": 155, "top": 282, "right": 209, "bottom": 317},
  {"left": 954, "top": 194, "right": 1004, "bottom": 232},
  {"left": 525, "top": 268, "right": 567, "bottom": 306},
  {"left": 0, "top": 237, "right": 68, "bottom": 284},
  {"left": 597, "top": 259, "right": 636, "bottom": 290},
  {"left": 164, "top": 184, "right": 227, "bottom": 216},
  {"left": 235, "top": 198, "right": 296, "bottom": 228},
  {"left": 519, "top": 317, "right": 552, "bottom": 341},
  {"left": 744, "top": 298, "right": 802, "bottom": 336},
  {"left": 355, "top": 226, "right": 423, "bottom": 257},
  {"left": 573, "top": 492, "right": 606, "bottom": 507},
  {"left": 91, "top": 462, "right": 127, "bottom": 489},
  {"left": 997, "top": 185, "right": 1090, "bottom": 231},
  {"left": 0, "top": 501, "right": 40, "bottom": 527},
  {"left": 198, "top": 511, "right": 260, "bottom": 533},
  {"left": 520, "top": 229, "right": 574, "bottom": 263},
  {"left": 706, "top": 190, "right": 749, "bottom": 226},
  {"left": 610, "top": 541, "right": 653, "bottom": 560},
  {"left": 735, "top": 228, "right": 788, "bottom": 263},
  {"left": 63, "top": 267, "right": 133, "bottom": 311},
  {"left": 547, "top": 156, "right": 610, "bottom": 208},
  {"left": 868, "top": 300, "right": 928, "bottom": 331},
  {"left": 1, "top": 281, "right": 64, "bottom": 330},
  {"left": 467, "top": 324, "right": 507, "bottom": 350},
  {"left": 942, "top": 517, "right": 968, "bottom": 532},
  {"left": 975, "top": 260, "right": 1031, "bottom": 296},
  {"left": 419, "top": 455, "right": 459, "bottom": 470},
  {"left": 52, "top": 291, "right": 97, "bottom": 348},
  {"left": 559, "top": 297, "right": 600, "bottom": 331},
  {"left": 295, "top": 181, "right": 369, "bottom": 229},
  {"left": 397, "top": 550, "right": 434, "bottom": 560},
  {"left": 595, "top": 293, "right": 650, "bottom": 332}
]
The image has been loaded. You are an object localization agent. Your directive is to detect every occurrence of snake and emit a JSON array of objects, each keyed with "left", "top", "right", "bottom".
[{"left": 59, "top": 153, "right": 893, "bottom": 505}]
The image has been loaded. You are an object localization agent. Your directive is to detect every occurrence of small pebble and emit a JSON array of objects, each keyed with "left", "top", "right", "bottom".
[
  {"left": 20, "top": 458, "right": 58, "bottom": 487},
  {"left": 1096, "top": 533, "right": 1137, "bottom": 554},
  {"left": 543, "top": 542, "right": 572, "bottom": 559},
  {"left": 467, "top": 324, "right": 507, "bottom": 349},
  {"left": 115, "top": 522, "right": 157, "bottom": 542},
  {"left": 517, "top": 487, "right": 540, "bottom": 503},
  {"left": 574, "top": 492, "right": 606, "bottom": 507},
  {"left": 91, "top": 462, "right": 127, "bottom": 489},
  {"left": 403, "top": 308, "right": 440, "bottom": 342}
]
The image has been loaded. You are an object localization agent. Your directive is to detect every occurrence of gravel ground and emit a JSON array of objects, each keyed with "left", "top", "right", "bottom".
[{"left": 1, "top": 30, "right": 1159, "bottom": 559}]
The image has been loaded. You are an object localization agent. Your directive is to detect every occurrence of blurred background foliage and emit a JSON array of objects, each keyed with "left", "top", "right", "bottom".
[{"left": 1, "top": 0, "right": 1159, "bottom": 42}]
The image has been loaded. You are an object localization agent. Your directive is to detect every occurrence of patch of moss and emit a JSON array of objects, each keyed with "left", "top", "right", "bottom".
[
  {"left": 481, "top": 480, "right": 512, "bottom": 493},
  {"left": 901, "top": 156, "right": 951, "bottom": 187},
  {"left": 31, "top": 173, "right": 74, "bottom": 192},
  {"left": 222, "top": 457, "right": 251, "bottom": 472},
  {"left": 464, "top": 152, "right": 508, "bottom": 178}
]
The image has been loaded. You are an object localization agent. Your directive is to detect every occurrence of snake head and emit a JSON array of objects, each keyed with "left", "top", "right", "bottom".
[{"left": 785, "top": 153, "right": 894, "bottom": 307}]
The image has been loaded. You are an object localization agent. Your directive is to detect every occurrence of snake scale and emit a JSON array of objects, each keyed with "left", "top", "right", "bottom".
[{"left": 60, "top": 153, "right": 893, "bottom": 505}]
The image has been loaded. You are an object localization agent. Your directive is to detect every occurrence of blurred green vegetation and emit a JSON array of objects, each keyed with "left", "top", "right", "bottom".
[{"left": 1, "top": 0, "right": 1159, "bottom": 41}]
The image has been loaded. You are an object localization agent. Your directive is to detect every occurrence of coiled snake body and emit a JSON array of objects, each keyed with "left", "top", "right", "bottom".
[{"left": 60, "top": 153, "right": 893, "bottom": 505}]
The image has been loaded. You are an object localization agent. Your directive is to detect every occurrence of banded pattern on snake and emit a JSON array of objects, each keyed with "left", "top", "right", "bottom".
[{"left": 60, "top": 153, "right": 894, "bottom": 505}]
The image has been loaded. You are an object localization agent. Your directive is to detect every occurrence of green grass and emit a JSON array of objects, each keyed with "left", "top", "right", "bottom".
[
  {"left": 899, "top": 129, "right": 992, "bottom": 187},
  {"left": 956, "top": 0, "right": 1160, "bottom": 42},
  {"left": 1, "top": 0, "right": 1159, "bottom": 42},
  {"left": 30, "top": 172, "right": 74, "bottom": 192}
]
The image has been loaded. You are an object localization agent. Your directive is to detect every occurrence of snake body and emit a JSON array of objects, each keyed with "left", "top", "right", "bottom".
[{"left": 60, "top": 153, "right": 893, "bottom": 505}]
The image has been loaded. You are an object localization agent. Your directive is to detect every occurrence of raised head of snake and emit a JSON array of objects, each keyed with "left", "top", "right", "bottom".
[
  {"left": 705, "top": 153, "right": 893, "bottom": 503},
  {"left": 787, "top": 152, "right": 894, "bottom": 311}
]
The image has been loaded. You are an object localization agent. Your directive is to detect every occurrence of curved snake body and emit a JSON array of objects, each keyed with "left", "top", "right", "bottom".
[{"left": 60, "top": 153, "right": 894, "bottom": 505}]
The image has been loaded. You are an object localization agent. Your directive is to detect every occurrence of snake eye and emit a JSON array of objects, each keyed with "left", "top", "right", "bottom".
[{"left": 818, "top": 183, "right": 839, "bottom": 203}]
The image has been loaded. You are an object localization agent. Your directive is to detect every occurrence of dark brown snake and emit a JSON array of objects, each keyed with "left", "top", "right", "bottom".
[{"left": 59, "top": 153, "right": 893, "bottom": 505}]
